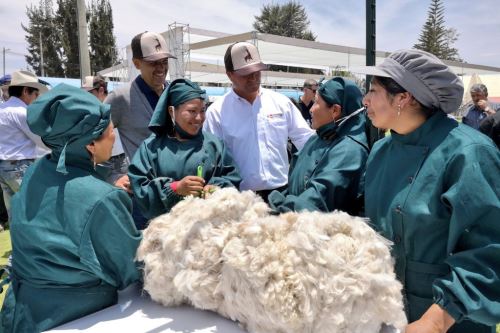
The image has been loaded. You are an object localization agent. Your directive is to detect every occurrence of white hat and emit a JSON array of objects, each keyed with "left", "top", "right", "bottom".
[
  {"left": 9, "top": 70, "right": 48, "bottom": 94},
  {"left": 131, "top": 31, "right": 176, "bottom": 61},
  {"left": 224, "top": 42, "right": 268, "bottom": 76},
  {"left": 81, "top": 75, "right": 106, "bottom": 91}
]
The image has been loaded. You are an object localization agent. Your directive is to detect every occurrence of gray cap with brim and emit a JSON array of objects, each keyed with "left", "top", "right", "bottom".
[{"left": 351, "top": 49, "right": 464, "bottom": 114}]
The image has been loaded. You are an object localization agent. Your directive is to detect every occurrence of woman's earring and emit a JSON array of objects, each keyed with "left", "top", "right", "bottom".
[
  {"left": 397, "top": 105, "right": 401, "bottom": 117},
  {"left": 92, "top": 154, "right": 97, "bottom": 170}
]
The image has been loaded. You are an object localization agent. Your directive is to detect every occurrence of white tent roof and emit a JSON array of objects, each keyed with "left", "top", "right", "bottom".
[{"left": 99, "top": 27, "right": 500, "bottom": 88}]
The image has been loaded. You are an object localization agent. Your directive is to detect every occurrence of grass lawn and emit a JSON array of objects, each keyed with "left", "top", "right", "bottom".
[{"left": 0, "top": 229, "right": 11, "bottom": 307}]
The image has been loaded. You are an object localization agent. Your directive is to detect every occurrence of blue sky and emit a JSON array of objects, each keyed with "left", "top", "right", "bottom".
[{"left": 1, "top": 0, "right": 499, "bottom": 76}]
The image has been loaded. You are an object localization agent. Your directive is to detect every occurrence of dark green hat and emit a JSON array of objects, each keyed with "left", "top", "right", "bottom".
[
  {"left": 149, "top": 78, "right": 206, "bottom": 135},
  {"left": 27, "top": 83, "right": 111, "bottom": 174},
  {"left": 317, "top": 77, "right": 363, "bottom": 116}
]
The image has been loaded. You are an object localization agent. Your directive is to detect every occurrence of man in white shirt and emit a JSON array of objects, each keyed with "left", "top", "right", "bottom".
[
  {"left": 0, "top": 71, "right": 49, "bottom": 225},
  {"left": 204, "top": 42, "right": 313, "bottom": 202}
]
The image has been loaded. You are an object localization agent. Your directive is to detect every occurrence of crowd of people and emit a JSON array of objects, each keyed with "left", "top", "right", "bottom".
[{"left": 0, "top": 30, "right": 499, "bottom": 333}]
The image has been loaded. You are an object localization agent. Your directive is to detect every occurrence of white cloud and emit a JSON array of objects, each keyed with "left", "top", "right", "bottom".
[{"left": 1, "top": 0, "right": 500, "bottom": 76}]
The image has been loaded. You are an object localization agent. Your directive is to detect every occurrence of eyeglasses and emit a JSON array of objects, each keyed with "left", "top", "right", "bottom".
[{"left": 144, "top": 59, "right": 169, "bottom": 67}]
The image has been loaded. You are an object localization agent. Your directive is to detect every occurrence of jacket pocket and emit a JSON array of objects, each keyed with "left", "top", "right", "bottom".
[
  {"left": 405, "top": 260, "right": 450, "bottom": 321},
  {"left": 406, "top": 293, "right": 433, "bottom": 322}
]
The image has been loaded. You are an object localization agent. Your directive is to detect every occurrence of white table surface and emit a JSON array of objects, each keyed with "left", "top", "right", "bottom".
[{"left": 44, "top": 284, "right": 247, "bottom": 333}]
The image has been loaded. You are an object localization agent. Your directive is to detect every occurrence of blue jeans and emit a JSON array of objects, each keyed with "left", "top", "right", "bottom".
[{"left": 0, "top": 159, "right": 34, "bottom": 222}]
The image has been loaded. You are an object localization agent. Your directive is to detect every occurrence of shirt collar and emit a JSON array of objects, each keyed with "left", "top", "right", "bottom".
[
  {"left": 135, "top": 75, "right": 163, "bottom": 109},
  {"left": 390, "top": 111, "right": 448, "bottom": 145},
  {"left": 230, "top": 87, "right": 262, "bottom": 102},
  {"left": 2, "top": 96, "right": 27, "bottom": 108}
]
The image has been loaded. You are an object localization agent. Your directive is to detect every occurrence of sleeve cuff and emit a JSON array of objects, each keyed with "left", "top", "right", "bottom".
[
  {"left": 170, "top": 181, "right": 179, "bottom": 193},
  {"left": 434, "top": 295, "right": 465, "bottom": 323}
]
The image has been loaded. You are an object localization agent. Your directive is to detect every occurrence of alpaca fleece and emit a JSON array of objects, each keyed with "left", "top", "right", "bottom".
[{"left": 136, "top": 188, "right": 407, "bottom": 333}]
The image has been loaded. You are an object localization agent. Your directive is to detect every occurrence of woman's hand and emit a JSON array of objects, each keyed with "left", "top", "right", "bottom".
[
  {"left": 405, "top": 304, "right": 455, "bottom": 333},
  {"left": 202, "top": 185, "right": 219, "bottom": 199},
  {"left": 114, "top": 175, "right": 132, "bottom": 193},
  {"left": 176, "top": 176, "right": 205, "bottom": 196}
]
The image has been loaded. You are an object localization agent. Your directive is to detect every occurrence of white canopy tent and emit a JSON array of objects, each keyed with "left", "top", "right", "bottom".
[{"left": 98, "top": 26, "right": 500, "bottom": 89}]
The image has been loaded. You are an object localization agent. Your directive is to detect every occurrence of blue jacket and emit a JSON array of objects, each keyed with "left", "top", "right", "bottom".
[
  {"left": 0, "top": 155, "right": 141, "bottom": 332},
  {"left": 365, "top": 112, "right": 500, "bottom": 333},
  {"left": 269, "top": 111, "right": 369, "bottom": 215}
]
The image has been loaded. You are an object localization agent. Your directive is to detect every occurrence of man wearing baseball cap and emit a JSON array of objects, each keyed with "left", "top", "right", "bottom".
[
  {"left": 0, "top": 70, "right": 49, "bottom": 225},
  {"left": 105, "top": 31, "right": 176, "bottom": 229},
  {"left": 106, "top": 31, "right": 176, "bottom": 163},
  {"left": 203, "top": 42, "right": 313, "bottom": 202}
]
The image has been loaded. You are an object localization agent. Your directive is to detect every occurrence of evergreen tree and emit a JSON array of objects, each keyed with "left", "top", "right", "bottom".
[
  {"left": 253, "top": 1, "right": 316, "bottom": 41},
  {"left": 414, "top": 0, "right": 462, "bottom": 61},
  {"left": 22, "top": 0, "right": 64, "bottom": 76},
  {"left": 56, "top": 0, "right": 80, "bottom": 77},
  {"left": 24, "top": 0, "right": 118, "bottom": 78},
  {"left": 89, "top": 0, "right": 118, "bottom": 73}
]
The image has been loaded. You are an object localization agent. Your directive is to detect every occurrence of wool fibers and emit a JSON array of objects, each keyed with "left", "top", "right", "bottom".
[{"left": 136, "top": 188, "right": 406, "bottom": 333}]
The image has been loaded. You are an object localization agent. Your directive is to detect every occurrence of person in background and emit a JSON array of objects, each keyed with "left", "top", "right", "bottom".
[
  {"left": 479, "top": 109, "right": 500, "bottom": 149},
  {"left": 0, "top": 74, "right": 11, "bottom": 103},
  {"left": 0, "top": 74, "right": 11, "bottom": 226},
  {"left": 361, "top": 49, "right": 500, "bottom": 333},
  {"left": 82, "top": 75, "right": 129, "bottom": 185},
  {"left": 462, "top": 83, "right": 499, "bottom": 129},
  {"left": 297, "top": 78, "right": 318, "bottom": 126},
  {"left": 269, "top": 77, "right": 369, "bottom": 215},
  {"left": 204, "top": 41, "right": 313, "bottom": 203},
  {"left": 129, "top": 78, "right": 241, "bottom": 220},
  {"left": 105, "top": 31, "right": 176, "bottom": 229},
  {"left": 0, "top": 84, "right": 141, "bottom": 332},
  {"left": 0, "top": 71, "right": 49, "bottom": 225}
]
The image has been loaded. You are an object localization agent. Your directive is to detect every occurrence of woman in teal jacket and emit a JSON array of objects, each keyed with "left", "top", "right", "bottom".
[
  {"left": 128, "top": 79, "right": 241, "bottom": 220},
  {"left": 268, "top": 77, "right": 368, "bottom": 215},
  {"left": 360, "top": 50, "right": 500, "bottom": 333},
  {"left": 0, "top": 84, "right": 142, "bottom": 332}
]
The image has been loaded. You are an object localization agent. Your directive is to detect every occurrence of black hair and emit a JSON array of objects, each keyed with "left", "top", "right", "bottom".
[
  {"left": 372, "top": 76, "right": 436, "bottom": 118},
  {"left": 93, "top": 80, "right": 108, "bottom": 95},
  {"left": 224, "top": 43, "right": 236, "bottom": 72},
  {"left": 8, "top": 86, "right": 38, "bottom": 98}
]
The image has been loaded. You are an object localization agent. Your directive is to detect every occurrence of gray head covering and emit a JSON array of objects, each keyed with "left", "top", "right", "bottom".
[{"left": 353, "top": 49, "right": 464, "bottom": 114}]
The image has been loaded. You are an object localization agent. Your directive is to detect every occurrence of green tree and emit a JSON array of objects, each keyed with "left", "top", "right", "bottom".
[
  {"left": 253, "top": 1, "right": 316, "bottom": 41},
  {"left": 22, "top": 0, "right": 64, "bottom": 76},
  {"left": 413, "top": 0, "right": 462, "bottom": 61},
  {"left": 24, "top": 0, "right": 118, "bottom": 78},
  {"left": 253, "top": 1, "right": 320, "bottom": 74},
  {"left": 56, "top": 0, "right": 80, "bottom": 77},
  {"left": 89, "top": 0, "right": 118, "bottom": 73}
]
